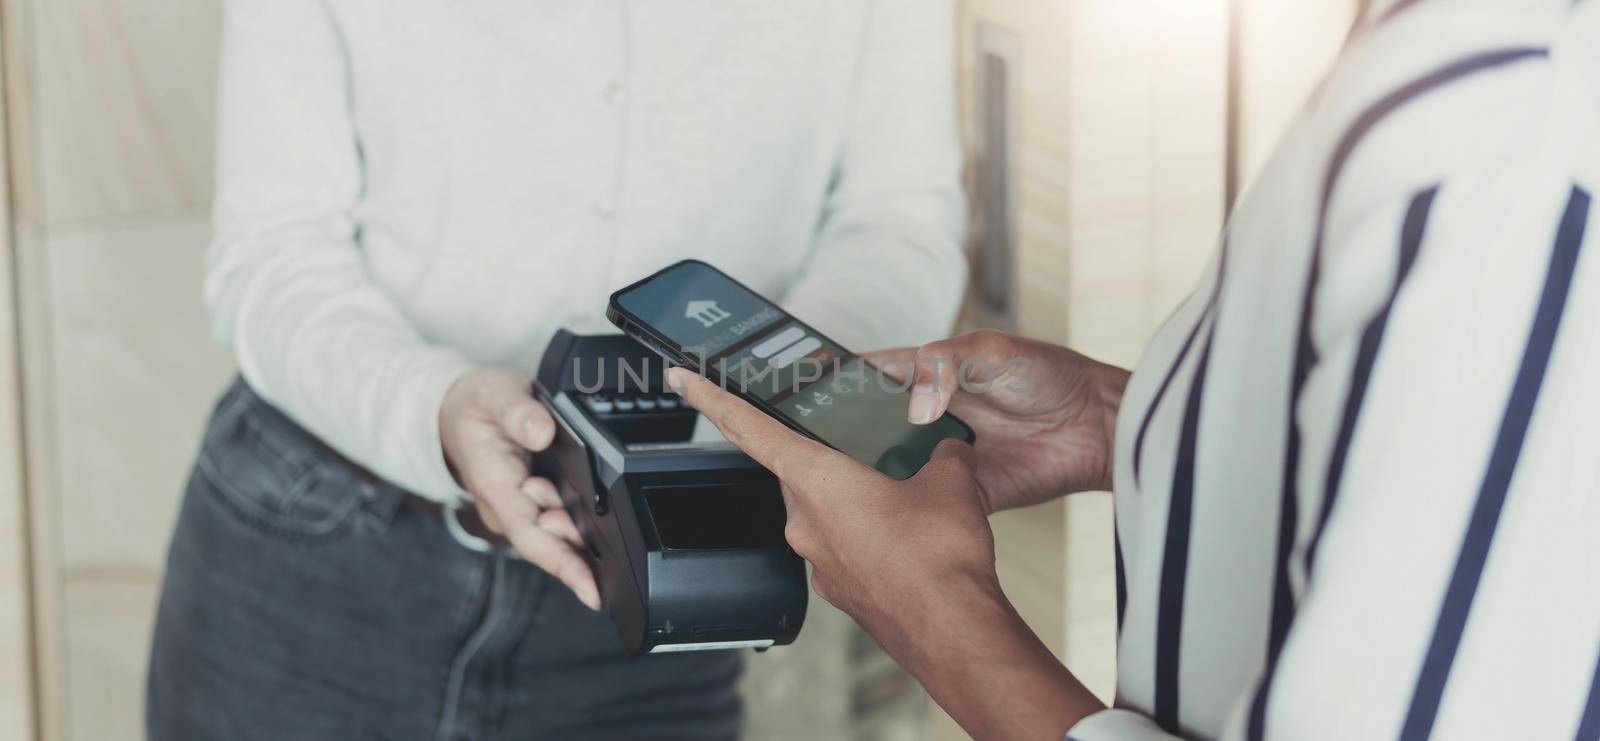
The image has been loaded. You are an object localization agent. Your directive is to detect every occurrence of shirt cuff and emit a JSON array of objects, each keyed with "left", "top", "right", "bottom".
[
  {"left": 393, "top": 350, "right": 477, "bottom": 505},
  {"left": 1065, "top": 708, "right": 1180, "bottom": 741}
]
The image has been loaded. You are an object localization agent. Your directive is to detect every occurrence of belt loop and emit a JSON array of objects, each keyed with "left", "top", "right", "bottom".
[
  {"left": 443, "top": 499, "right": 496, "bottom": 555},
  {"left": 358, "top": 477, "right": 407, "bottom": 524}
]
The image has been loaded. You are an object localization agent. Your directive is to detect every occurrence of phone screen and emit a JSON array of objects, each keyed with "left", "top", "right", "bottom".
[{"left": 611, "top": 260, "right": 972, "bottom": 480}]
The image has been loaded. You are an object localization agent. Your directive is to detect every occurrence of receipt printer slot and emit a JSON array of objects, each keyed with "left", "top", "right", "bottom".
[{"left": 644, "top": 484, "right": 787, "bottom": 551}]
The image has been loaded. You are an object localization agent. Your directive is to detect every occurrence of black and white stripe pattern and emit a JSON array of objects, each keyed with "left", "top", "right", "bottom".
[
  {"left": 1069, "top": 3, "right": 1600, "bottom": 739},
  {"left": 1399, "top": 186, "right": 1590, "bottom": 740}
]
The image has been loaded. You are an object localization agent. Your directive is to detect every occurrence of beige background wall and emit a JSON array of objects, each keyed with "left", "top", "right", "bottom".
[
  {"left": 2, "top": 8, "right": 38, "bottom": 738},
  {"left": 2, "top": 0, "right": 232, "bottom": 739},
  {"left": 1237, "top": 0, "right": 1358, "bottom": 186},
  {"left": 956, "top": 0, "right": 1231, "bottom": 714},
  {"left": 0, "top": 1, "right": 1353, "bottom": 739}
]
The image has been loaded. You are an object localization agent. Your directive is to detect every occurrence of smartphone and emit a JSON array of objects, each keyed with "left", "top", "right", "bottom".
[{"left": 608, "top": 260, "right": 974, "bottom": 480}]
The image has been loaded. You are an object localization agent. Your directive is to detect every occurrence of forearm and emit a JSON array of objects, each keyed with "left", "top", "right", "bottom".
[
  {"left": 782, "top": 0, "right": 964, "bottom": 350},
  {"left": 211, "top": 0, "right": 476, "bottom": 502},
  {"left": 881, "top": 571, "right": 1104, "bottom": 740},
  {"left": 219, "top": 244, "right": 476, "bottom": 501}
]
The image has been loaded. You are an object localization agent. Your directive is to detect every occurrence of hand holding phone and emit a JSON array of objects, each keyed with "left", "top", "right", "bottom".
[{"left": 608, "top": 260, "right": 973, "bottom": 480}]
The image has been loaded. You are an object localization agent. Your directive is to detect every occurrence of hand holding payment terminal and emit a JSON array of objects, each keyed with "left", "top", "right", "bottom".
[{"left": 532, "top": 331, "right": 806, "bottom": 655}]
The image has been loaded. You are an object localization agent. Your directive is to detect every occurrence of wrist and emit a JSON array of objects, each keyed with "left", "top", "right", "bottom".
[
  {"left": 881, "top": 567, "right": 1010, "bottom": 676},
  {"left": 885, "top": 569, "right": 1104, "bottom": 739},
  {"left": 1090, "top": 361, "right": 1129, "bottom": 492},
  {"left": 438, "top": 366, "right": 485, "bottom": 485},
  {"left": 417, "top": 355, "right": 479, "bottom": 501}
]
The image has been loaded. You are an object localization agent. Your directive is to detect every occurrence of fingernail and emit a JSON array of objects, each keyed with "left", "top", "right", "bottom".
[
  {"left": 908, "top": 384, "right": 939, "bottom": 424},
  {"left": 665, "top": 367, "right": 690, "bottom": 392},
  {"left": 578, "top": 582, "right": 602, "bottom": 611}
]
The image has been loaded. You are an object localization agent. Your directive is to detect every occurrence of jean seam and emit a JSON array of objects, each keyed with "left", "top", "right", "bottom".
[
  {"left": 437, "top": 555, "right": 507, "bottom": 741},
  {"left": 448, "top": 542, "right": 492, "bottom": 654},
  {"left": 203, "top": 390, "right": 251, "bottom": 449},
  {"left": 240, "top": 413, "right": 315, "bottom": 484},
  {"left": 200, "top": 386, "right": 364, "bottom": 538},
  {"left": 197, "top": 453, "right": 361, "bottom": 540}
]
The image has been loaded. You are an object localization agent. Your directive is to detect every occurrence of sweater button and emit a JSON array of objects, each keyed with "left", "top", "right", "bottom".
[{"left": 604, "top": 80, "right": 626, "bottom": 106}]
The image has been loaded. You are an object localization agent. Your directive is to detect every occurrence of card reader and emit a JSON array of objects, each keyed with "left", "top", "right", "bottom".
[{"left": 533, "top": 330, "right": 807, "bottom": 655}]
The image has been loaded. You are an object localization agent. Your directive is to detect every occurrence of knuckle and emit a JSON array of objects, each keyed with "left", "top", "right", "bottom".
[
  {"left": 968, "top": 328, "right": 1003, "bottom": 345},
  {"left": 471, "top": 371, "right": 507, "bottom": 407},
  {"left": 477, "top": 482, "right": 529, "bottom": 516},
  {"left": 680, "top": 372, "right": 713, "bottom": 402},
  {"left": 916, "top": 343, "right": 964, "bottom": 387},
  {"left": 511, "top": 528, "right": 556, "bottom": 561},
  {"left": 783, "top": 521, "right": 812, "bottom": 558},
  {"left": 509, "top": 394, "right": 538, "bottom": 417},
  {"left": 677, "top": 375, "right": 705, "bottom": 403},
  {"left": 927, "top": 456, "right": 966, "bottom": 480},
  {"left": 973, "top": 329, "right": 1012, "bottom": 358},
  {"left": 524, "top": 476, "right": 558, "bottom": 498},
  {"left": 717, "top": 408, "right": 751, "bottom": 443},
  {"left": 914, "top": 341, "right": 949, "bottom": 368},
  {"left": 743, "top": 425, "right": 780, "bottom": 453},
  {"left": 773, "top": 450, "right": 821, "bottom": 488},
  {"left": 941, "top": 449, "right": 976, "bottom": 476}
]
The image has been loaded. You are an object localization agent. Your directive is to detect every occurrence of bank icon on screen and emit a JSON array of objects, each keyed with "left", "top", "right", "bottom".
[{"left": 685, "top": 300, "right": 731, "bottom": 328}]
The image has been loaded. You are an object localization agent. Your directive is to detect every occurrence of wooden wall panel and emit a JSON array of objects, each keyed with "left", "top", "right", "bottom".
[
  {"left": 1236, "top": 0, "right": 1358, "bottom": 190},
  {"left": 4, "top": 0, "right": 226, "bottom": 738},
  {"left": 954, "top": 7, "right": 1074, "bottom": 731},
  {"left": 951, "top": 0, "right": 1229, "bottom": 737},
  {"left": 47, "top": 217, "right": 231, "bottom": 741},
  {"left": 30, "top": 0, "right": 218, "bottom": 225},
  {"left": 4, "top": 0, "right": 68, "bottom": 737},
  {"left": 0, "top": 7, "right": 39, "bottom": 737},
  {"left": 1058, "top": 0, "right": 1229, "bottom": 709}
]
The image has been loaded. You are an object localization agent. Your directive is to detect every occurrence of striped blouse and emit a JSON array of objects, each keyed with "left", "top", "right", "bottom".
[{"left": 1068, "top": 2, "right": 1600, "bottom": 739}]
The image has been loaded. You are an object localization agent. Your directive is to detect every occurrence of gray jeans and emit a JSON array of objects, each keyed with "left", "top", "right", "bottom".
[{"left": 147, "top": 379, "right": 742, "bottom": 740}]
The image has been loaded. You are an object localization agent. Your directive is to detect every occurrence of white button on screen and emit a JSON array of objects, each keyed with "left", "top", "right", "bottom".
[
  {"left": 767, "top": 337, "right": 822, "bottom": 369},
  {"left": 751, "top": 327, "right": 807, "bottom": 359}
]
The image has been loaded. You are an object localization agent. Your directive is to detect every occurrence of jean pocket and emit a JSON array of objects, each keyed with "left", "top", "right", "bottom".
[{"left": 196, "top": 389, "right": 364, "bottom": 540}]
